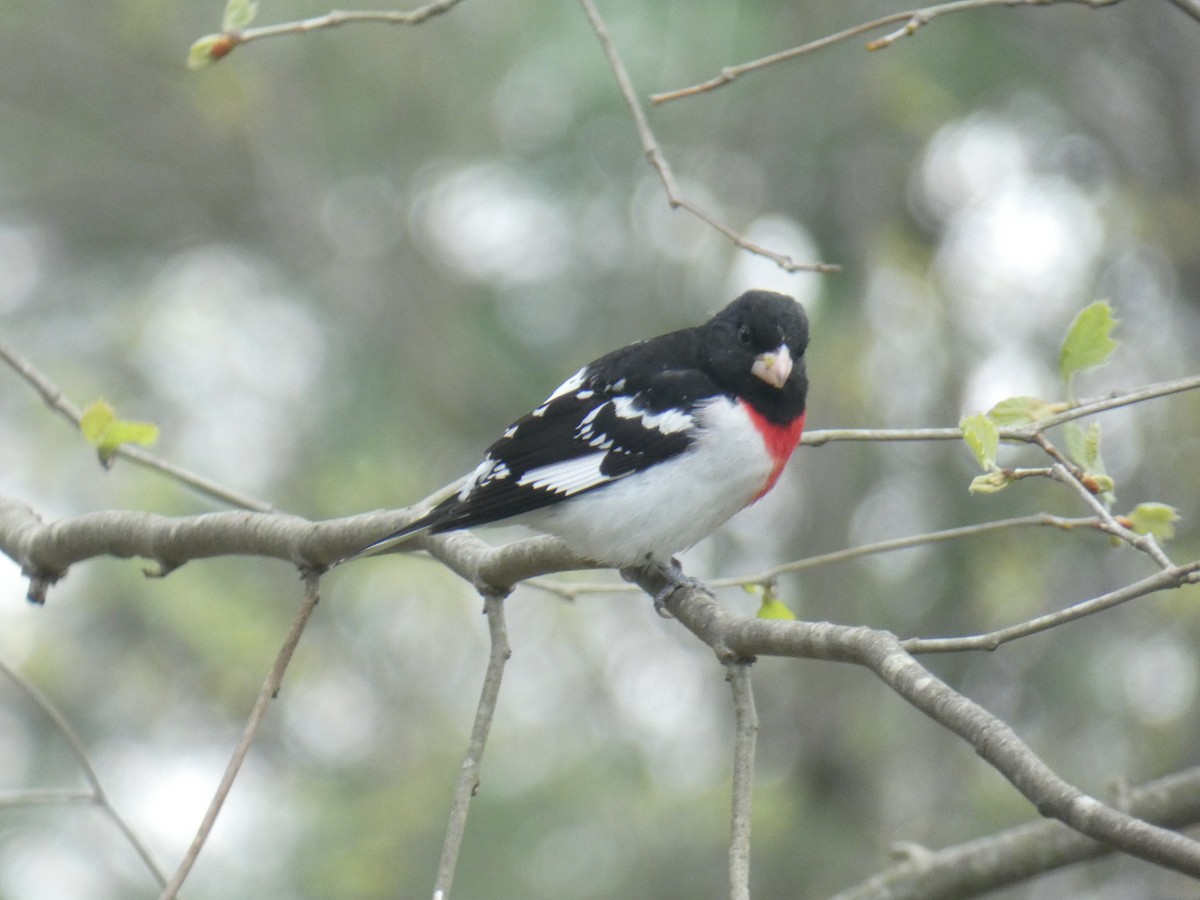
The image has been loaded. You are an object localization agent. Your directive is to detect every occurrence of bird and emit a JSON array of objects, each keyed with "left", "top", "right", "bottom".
[{"left": 351, "top": 290, "right": 809, "bottom": 594}]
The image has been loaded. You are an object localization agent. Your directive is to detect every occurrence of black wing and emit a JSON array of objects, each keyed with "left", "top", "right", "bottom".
[{"left": 420, "top": 359, "right": 719, "bottom": 533}]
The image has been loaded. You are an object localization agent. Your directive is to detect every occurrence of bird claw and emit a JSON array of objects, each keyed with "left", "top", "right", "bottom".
[
  {"left": 651, "top": 558, "right": 709, "bottom": 617},
  {"left": 620, "top": 557, "right": 708, "bottom": 617},
  {"left": 650, "top": 584, "right": 675, "bottom": 617}
]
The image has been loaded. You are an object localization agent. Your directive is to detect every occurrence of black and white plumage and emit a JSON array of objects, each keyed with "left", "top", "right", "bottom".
[{"left": 355, "top": 290, "right": 809, "bottom": 568}]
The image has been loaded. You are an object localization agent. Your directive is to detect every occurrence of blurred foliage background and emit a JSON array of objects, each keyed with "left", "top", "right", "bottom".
[{"left": 2, "top": 1, "right": 1200, "bottom": 897}]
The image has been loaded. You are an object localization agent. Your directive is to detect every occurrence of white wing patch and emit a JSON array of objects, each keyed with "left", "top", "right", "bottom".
[
  {"left": 576, "top": 403, "right": 614, "bottom": 450},
  {"left": 517, "top": 454, "right": 610, "bottom": 496},
  {"left": 532, "top": 367, "right": 588, "bottom": 416},
  {"left": 460, "top": 456, "right": 511, "bottom": 498},
  {"left": 610, "top": 396, "right": 693, "bottom": 434}
]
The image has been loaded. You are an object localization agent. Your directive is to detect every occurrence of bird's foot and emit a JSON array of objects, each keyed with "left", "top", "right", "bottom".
[{"left": 621, "top": 557, "right": 708, "bottom": 618}]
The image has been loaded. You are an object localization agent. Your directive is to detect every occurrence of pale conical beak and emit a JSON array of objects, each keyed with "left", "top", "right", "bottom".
[{"left": 751, "top": 344, "right": 793, "bottom": 388}]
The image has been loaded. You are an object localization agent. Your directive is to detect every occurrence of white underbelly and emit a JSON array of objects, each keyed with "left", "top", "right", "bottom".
[{"left": 517, "top": 398, "right": 775, "bottom": 566}]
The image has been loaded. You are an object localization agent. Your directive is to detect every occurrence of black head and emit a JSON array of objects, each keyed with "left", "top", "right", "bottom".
[{"left": 701, "top": 290, "right": 809, "bottom": 424}]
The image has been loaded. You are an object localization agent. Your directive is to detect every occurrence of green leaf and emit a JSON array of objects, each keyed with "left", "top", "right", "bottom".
[
  {"left": 1128, "top": 503, "right": 1180, "bottom": 541},
  {"left": 106, "top": 419, "right": 159, "bottom": 449},
  {"left": 757, "top": 596, "right": 796, "bottom": 620},
  {"left": 1059, "top": 301, "right": 1119, "bottom": 389},
  {"left": 80, "top": 398, "right": 117, "bottom": 443},
  {"left": 187, "top": 34, "right": 224, "bottom": 69},
  {"left": 744, "top": 583, "right": 796, "bottom": 620},
  {"left": 1063, "top": 421, "right": 1102, "bottom": 471},
  {"left": 969, "top": 471, "right": 1012, "bottom": 495},
  {"left": 960, "top": 413, "right": 999, "bottom": 471},
  {"left": 80, "top": 398, "right": 159, "bottom": 466},
  {"left": 986, "top": 396, "right": 1067, "bottom": 427},
  {"left": 1063, "top": 421, "right": 1114, "bottom": 502},
  {"left": 222, "top": 0, "right": 259, "bottom": 31}
]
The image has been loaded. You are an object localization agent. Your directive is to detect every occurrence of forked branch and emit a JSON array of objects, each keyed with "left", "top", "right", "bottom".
[
  {"left": 626, "top": 566, "right": 1200, "bottom": 880},
  {"left": 158, "top": 571, "right": 322, "bottom": 900}
]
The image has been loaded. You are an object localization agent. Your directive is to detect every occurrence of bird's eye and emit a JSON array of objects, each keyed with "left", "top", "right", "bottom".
[{"left": 737, "top": 324, "right": 752, "bottom": 347}]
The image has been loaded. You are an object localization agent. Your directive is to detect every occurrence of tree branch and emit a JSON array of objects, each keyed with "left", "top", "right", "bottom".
[
  {"left": 904, "top": 560, "right": 1200, "bottom": 653},
  {"left": 575, "top": 0, "right": 838, "bottom": 275},
  {"left": 432, "top": 592, "right": 511, "bottom": 900},
  {"left": 1012, "top": 373, "right": 1200, "bottom": 435},
  {"left": 0, "top": 788, "right": 97, "bottom": 807},
  {"left": 861, "top": 0, "right": 1121, "bottom": 52},
  {"left": 1165, "top": 0, "right": 1200, "bottom": 23},
  {"left": 651, "top": 0, "right": 1123, "bottom": 104},
  {"left": 625, "top": 567, "right": 1200, "bottom": 878},
  {"left": 5, "top": 370, "right": 1194, "bottom": 599},
  {"left": 726, "top": 661, "right": 758, "bottom": 900},
  {"left": 717, "top": 514, "right": 1097, "bottom": 589},
  {"left": 0, "top": 656, "right": 169, "bottom": 886},
  {"left": 1035, "top": 439, "right": 1173, "bottom": 567},
  {"left": 528, "top": 514, "right": 1099, "bottom": 599},
  {"left": 0, "top": 491, "right": 603, "bottom": 604},
  {"left": 829, "top": 766, "right": 1200, "bottom": 900},
  {"left": 158, "top": 570, "right": 322, "bottom": 900},
  {"left": 0, "top": 341, "right": 273, "bottom": 513},
  {"left": 801, "top": 374, "right": 1200, "bottom": 448},
  {"left": 4, "top": 473, "right": 1198, "bottom": 885},
  {"left": 195, "top": 0, "right": 467, "bottom": 64},
  {"left": 231, "top": 0, "right": 465, "bottom": 42}
]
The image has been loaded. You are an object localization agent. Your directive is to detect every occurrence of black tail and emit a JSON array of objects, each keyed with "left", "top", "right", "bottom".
[{"left": 337, "top": 497, "right": 455, "bottom": 565}]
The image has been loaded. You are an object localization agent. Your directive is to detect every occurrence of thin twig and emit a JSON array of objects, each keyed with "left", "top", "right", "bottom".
[
  {"left": 862, "top": 0, "right": 1120, "bottom": 51},
  {"left": 718, "top": 514, "right": 1096, "bottom": 588},
  {"left": 1017, "top": 373, "right": 1200, "bottom": 435},
  {"left": 236, "top": 1, "right": 464, "bottom": 39},
  {"left": 1031, "top": 434, "right": 1174, "bottom": 567},
  {"left": 200, "top": 0, "right": 467, "bottom": 61},
  {"left": 904, "top": 560, "right": 1200, "bottom": 654},
  {"left": 158, "top": 570, "right": 322, "bottom": 900},
  {"left": 651, "top": 12, "right": 916, "bottom": 104},
  {"left": 432, "top": 591, "right": 511, "bottom": 900},
  {"left": 726, "top": 661, "right": 757, "bottom": 900},
  {"left": 575, "top": 0, "right": 838, "bottom": 275},
  {"left": 1046, "top": 458, "right": 1170, "bottom": 568},
  {"left": 802, "top": 373, "right": 1200, "bottom": 448},
  {"left": 801, "top": 426, "right": 961, "bottom": 445},
  {"left": 0, "top": 788, "right": 97, "bottom": 807},
  {"left": 0, "top": 656, "right": 170, "bottom": 887},
  {"left": 527, "top": 514, "right": 1099, "bottom": 599},
  {"left": 651, "top": 0, "right": 1122, "bottom": 104},
  {"left": 0, "top": 341, "right": 273, "bottom": 513}
]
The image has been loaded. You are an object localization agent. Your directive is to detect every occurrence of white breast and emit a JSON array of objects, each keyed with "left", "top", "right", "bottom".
[{"left": 516, "top": 397, "right": 776, "bottom": 566}]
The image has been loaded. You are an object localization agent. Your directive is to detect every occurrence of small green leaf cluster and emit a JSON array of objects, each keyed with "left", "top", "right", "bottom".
[{"left": 958, "top": 302, "right": 1179, "bottom": 539}]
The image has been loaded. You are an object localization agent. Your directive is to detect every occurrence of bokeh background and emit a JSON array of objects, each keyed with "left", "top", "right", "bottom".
[{"left": 2, "top": 1, "right": 1200, "bottom": 897}]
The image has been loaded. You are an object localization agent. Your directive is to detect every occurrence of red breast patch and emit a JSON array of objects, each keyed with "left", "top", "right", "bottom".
[{"left": 744, "top": 408, "right": 805, "bottom": 502}]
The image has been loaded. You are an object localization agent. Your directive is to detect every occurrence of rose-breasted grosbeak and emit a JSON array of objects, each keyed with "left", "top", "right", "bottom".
[{"left": 355, "top": 290, "right": 809, "bottom": 573}]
